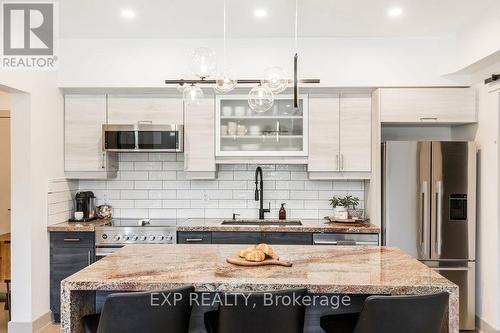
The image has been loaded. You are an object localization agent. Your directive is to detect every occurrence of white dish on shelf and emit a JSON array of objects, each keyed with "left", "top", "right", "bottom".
[
  {"left": 234, "top": 106, "right": 246, "bottom": 117},
  {"left": 249, "top": 125, "right": 261, "bottom": 136},
  {"left": 222, "top": 106, "right": 232, "bottom": 116}
]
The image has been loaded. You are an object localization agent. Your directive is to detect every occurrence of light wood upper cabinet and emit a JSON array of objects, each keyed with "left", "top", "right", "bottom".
[
  {"left": 308, "top": 94, "right": 371, "bottom": 176},
  {"left": 64, "top": 94, "right": 117, "bottom": 178},
  {"left": 184, "top": 98, "right": 216, "bottom": 179},
  {"left": 379, "top": 88, "right": 476, "bottom": 123},
  {"left": 308, "top": 96, "right": 340, "bottom": 172},
  {"left": 107, "top": 95, "right": 183, "bottom": 124},
  {"left": 340, "top": 94, "right": 371, "bottom": 172}
]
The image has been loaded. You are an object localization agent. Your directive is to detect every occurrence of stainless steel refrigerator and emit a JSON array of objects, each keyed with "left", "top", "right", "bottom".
[{"left": 382, "top": 141, "right": 476, "bottom": 330}]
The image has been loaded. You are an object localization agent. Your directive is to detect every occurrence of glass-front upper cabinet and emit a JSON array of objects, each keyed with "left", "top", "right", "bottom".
[{"left": 216, "top": 94, "right": 308, "bottom": 157}]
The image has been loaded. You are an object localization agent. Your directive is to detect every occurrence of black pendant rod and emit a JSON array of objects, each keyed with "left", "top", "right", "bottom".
[
  {"left": 164, "top": 78, "right": 319, "bottom": 85},
  {"left": 484, "top": 74, "right": 499, "bottom": 85}
]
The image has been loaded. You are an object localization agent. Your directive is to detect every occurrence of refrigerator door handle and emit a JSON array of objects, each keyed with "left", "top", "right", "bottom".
[
  {"left": 435, "top": 180, "right": 443, "bottom": 256},
  {"left": 421, "top": 181, "right": 429, "bottom": 257}
]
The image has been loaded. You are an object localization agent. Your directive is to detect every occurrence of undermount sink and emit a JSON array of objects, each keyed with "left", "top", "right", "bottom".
[{"left": 221, "top": 219, "right": 302, "bottom": 226}]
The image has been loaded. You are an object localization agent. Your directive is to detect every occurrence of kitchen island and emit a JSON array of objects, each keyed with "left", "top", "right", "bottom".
[{"left": 61, "top": 244, "right": 458, "bottom": 332}]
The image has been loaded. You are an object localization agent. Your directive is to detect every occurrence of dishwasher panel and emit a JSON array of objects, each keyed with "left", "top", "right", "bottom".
[{"left": 313, "top": 233, "right": 379, "bottom": 246}]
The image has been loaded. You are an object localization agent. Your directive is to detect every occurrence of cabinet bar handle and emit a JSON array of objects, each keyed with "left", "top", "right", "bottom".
[
  {"left": 185, "top": 238, "right": 203, "bottom": 242},
  {"left": 63, "top": 238, "right": 81, "bottom": 242},
  {"left": 420, "top": 117, "right": 438, "bottom": 121},
  {"left": 336, "top": 154, "right": 339, "bottom": 170},
  {"left": 88, "top": 251, "right": 91, "bottom": 265}
]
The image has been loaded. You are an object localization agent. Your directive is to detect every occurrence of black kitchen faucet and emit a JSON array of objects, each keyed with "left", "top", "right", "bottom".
[{"left": 255, "top": 166, "right": 271, "bottom": 219}]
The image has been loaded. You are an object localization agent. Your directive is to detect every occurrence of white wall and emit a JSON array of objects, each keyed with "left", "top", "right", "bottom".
[
  {"left": 0, "top": 92, "right": 9, "bottom": 110},
  {"left": 452, "top": 61, "right": 500, "bottom": 331},
  {"left": 454, "top": 3, "right": 500, "bottom": 72},
  {"left": 0, "top": 72, "right": 64, "bottom": 331},
  {"left": 58, "top": 36, "right": 460, "bottom": 88}
]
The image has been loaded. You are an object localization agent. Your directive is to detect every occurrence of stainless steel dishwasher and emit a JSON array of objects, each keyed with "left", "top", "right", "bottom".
[{"left": 312, "top": 233, "right": 379, "bottom": 246}]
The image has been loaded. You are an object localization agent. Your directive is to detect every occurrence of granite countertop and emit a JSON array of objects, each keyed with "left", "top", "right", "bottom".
[
  {"left": 47, "top": 218, "right": 110, "bottom": 232},
  {"left": 177, "top": 218, "right": 380, "bottom": 234},
  {"left": 60, "top": 244, "right": 458, "bottom": 332},
  {"left": 62, "top": 244, "right": 455, "bottom": 293}
]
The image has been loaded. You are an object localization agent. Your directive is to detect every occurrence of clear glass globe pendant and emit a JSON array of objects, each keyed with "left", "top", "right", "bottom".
[
  {"left": 183, "top": 84, "right": 204, "bottom": 105},
  {"left": 262, "top": 66, "right": 288, "bottom": 94},
  {"left": 190, "top": 47, "right": 217, "bottom": 79},
  {"left": 215, "top": 75, "right": 237, "bottom": 93},
  {"left": 248, "top": 84, "right": 274, "bottom": 113}
]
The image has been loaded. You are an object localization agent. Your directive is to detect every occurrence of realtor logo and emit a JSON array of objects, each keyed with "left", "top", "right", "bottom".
[{"left": 1, "top": 2, "right": 57, "bottom": 69}]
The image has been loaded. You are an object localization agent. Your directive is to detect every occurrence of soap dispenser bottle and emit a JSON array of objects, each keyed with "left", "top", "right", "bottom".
[{"left": 279, "top": 203, "right": 287, "bottom": 220}]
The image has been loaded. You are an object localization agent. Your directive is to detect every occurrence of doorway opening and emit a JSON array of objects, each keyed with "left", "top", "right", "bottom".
[{"left": 0, "top": 90, "right": 11, "bottom": 332}]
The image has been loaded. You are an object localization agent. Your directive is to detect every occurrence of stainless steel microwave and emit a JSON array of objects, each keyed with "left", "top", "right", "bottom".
[{"left": 102, "top": 124, "right": 183, "bottom": 152}]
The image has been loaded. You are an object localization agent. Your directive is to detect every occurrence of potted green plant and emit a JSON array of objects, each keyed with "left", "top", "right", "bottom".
[
  {"left": 342, "top": 195, "right": 363, "bottom": 219},
  {"left": 329, "top": 195, "right": 363, "bottom": 219},
  {"left": 329, "top": 196, "right": 348, "bottom": 219}
]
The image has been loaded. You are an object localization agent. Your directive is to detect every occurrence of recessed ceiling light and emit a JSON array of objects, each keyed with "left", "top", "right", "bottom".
[
  {"left": 253, "top": 8, "right": 268, "bottom": 18},
  {"left": 388, "top": 7, "right": 403, "bottom": 17},
  {"left": 121, "top": 9, "right": 136, "bottom": 19}
]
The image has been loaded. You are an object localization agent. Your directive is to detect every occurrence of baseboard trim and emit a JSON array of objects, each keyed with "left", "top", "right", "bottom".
[
  {"left": 8, "top": 311, "right": 52, "bottom": 333},
  {"left": 476, "top": 315, "right": 500, "bottom": 333}
]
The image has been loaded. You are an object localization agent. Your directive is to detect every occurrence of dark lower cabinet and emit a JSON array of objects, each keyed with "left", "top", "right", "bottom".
[
  {"left": 187, "top": 231, "right": 313, "bottom": 245},
  {"left": 50, "top": 232, "right": 95, "bottom": 322}
]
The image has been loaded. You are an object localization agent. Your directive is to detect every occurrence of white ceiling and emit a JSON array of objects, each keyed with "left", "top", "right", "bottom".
[{"left": 59, "top": 0, "right": 500, "bottom": 38}]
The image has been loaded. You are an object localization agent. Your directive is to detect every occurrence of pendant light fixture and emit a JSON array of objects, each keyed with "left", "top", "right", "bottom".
[
  {"left": 165, "top": 0, "right": 321, "bottom": 99},
  {"left": 215, "top": 0, "right": 237, "bottom": 93}
]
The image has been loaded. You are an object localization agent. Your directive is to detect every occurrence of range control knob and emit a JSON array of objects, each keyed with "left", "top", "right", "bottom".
[
  {"left": 166, "top": 234, "right": 173, "bottom": 241},
  {"left": 101, "top": 234, "right": 108, "bottom": 240},
  {"left": 123, "top": 235, "right": 130, "bottom": 241},
  {"left": 140, "top": 235, "right": 147, "bottom": 241},
  {"left": 149, "top": 235, "right": 155, "bottom": 241},
  {"left": 157, "top": 235, "right": 165, "bottom": 241},
  {"left": 113, "top": 235, "right": 121, "bottom": 241},
  {"left": 132, "top": 235, "right": 138, "bottom": 241}
]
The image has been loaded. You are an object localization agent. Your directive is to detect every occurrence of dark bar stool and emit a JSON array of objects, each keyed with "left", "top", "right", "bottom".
[
  {"left": 320, "top": 292, "right": 449, "bottom": 333},
  {"left": 81, "top": 286, "right": 194, "bottom": 333},
  {"left": 204, "top": 288, "right": 307, "bottom": 333}
]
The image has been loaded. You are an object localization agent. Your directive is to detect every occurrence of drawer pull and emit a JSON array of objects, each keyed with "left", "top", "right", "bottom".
[
  {"left": 420, "top": 117, "right": 438, "bottom": 121},
  {"left": 63, "top": 238, "right": 81, "bottom": 242},
  {"left": 185, "top": 238, "right": 203, "bottom": 242}
]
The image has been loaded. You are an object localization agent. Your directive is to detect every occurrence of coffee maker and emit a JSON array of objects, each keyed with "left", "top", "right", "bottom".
[{"left": 73, "top": 191, "right": 97, "bottom": 221}]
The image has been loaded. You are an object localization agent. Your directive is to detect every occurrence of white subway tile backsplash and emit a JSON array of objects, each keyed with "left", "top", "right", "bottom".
[
  {"left": 149, "top": 190, "right": 176, "bottom": 200},
  {"left": 291, "top": 171, "right": 308, "bottom": 180},
  {"left": 119, "top": 171, "right": 149, "bottom": 180},
  {"left": 80, "top": 180, "right": 106, "bottom": 190},
  {"left": 135, "top": 161, "right": 162, "bottom": 171},
  {"left": 148, "top": 153, "right": 177, "bottom": 162},
  {"left": 135, "top": 200, "right": 162, "bottom": 209},
  {"left": 290, "top": 191, "right": 319, "bottom": 200},
  {"left": 190, "top": 199, "right": 218, "bottom": 209},
  {"left": 135, "top": 181, "right": 162, "bottom": 190},
  {"left": 177, "top": 209, "right": 204, "bottom": 218},
  {"left": 163, "top": 200, "right": 190, "bottom": 208},
  {"left": 263, "top": 171, "right": 291, "bottom": 181},
  {"left": 121, "top": 190, "right": 148, "bottom": 200},
  {"left": 76, "top": 156, "right": 366, "bottom": 220},
  {"left": 191, "top": 180, "right": 218, "bottom": 190},
  {"left": 149, "top": 209, "right": 176, "bottom": 218},
  {"left": 205, "top": 209, "right": 233, "bottom": 218},
  {"left": 149, "top": 171, "right": 177, "bottom": 180},
  {"left": 219, "top": 199, "right": 246, "bottom": 209},
  {"left": 276, "top": 181, "right": 305, "bottom": 190},
  {"left": 177, "top": 190, "right": 205, "bottom": 200},
  {"left": 218, "top": 180, "right": 247, "bottom": 190},
  {"left": 204, "top": 190, "right": 233, "bottom": 200},
  {"left": 162, "top": 161, "right": 184, "bottom": 170},
  {"left": 107, "top": 180, "right": 134, "bottom": 190},
  {"left": 163, "top": 180, "right": 190, "bottom": 189},
  {"left": 120, "top": 153, "right": 148, "bottom": 162}
]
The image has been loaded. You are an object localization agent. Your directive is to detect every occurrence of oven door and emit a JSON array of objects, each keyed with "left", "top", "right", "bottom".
[{"left": 95, "top": 245, "right": 123, "bottom": 260}]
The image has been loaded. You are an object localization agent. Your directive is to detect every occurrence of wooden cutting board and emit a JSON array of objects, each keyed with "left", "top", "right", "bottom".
[
  {"left": 226, "top": 255, "right": 292, "bottom": 267},
  {"left": 326, "top": 216, "right": 365, "bottom": 223}
]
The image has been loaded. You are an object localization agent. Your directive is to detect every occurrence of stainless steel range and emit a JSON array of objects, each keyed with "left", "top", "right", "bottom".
[{"left": 95, "top": 218, "right": 177, "bottom": 259}]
